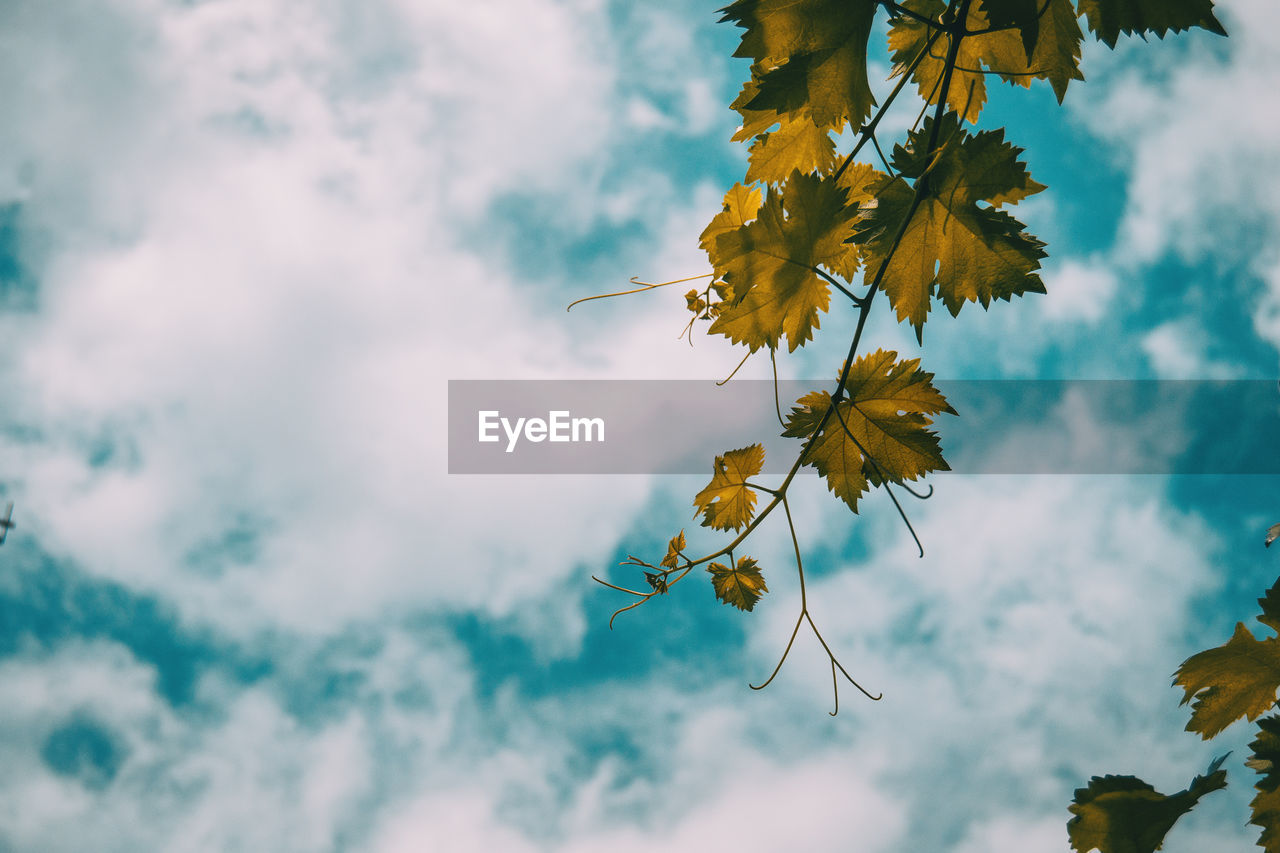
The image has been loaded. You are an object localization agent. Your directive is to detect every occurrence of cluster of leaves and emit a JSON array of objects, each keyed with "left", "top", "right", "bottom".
[
  {"left": 560, "top": 0, "right": 1280, "bottom": 849},
  {"left": 568, "top": 0, "right": 1280, "bottom": 849},
  {"left": 587, "top": 0, "right": 1229, "bottom": 716},
  {"left": 1068, "top": 525, "right": 1280, "bottom": 853},
  {"left": 1067, "top": 756, "right": 1229, "bottom": 853}
]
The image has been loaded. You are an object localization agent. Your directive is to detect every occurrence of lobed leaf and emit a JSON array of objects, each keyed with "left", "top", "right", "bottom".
[
  {"left": 709, "top": 171, "right": 860, "bottom": 352},
  {"left": 1260, "top": 576, "right": 1280, "bottom": 632},
  {"left": 700, "top": 183, "right": 764, "bottom": 258},
  {"left": 980, "top": 0, "right": 1042, "bottom": 60},
  {"left": 1066, "top": 756, "right": 1229, "bottom": 853},
  {"left": 1249, "top": 715, "right": 1280, "bottom": 853},
  {"left": 1174, "top": 622, "right": 1280, "bottom": 739},
  {"left": 855, "top": 113, "right": 1047, "bottom": 341},
  {"left": 693, "top": 444, "right": 765, "bottom": 531},
  {"left": 661, "top": 530, "right": 687, "bottom": 569},
  {"left": 1076, "top": 0, "right": 1226, "bottom": 49},
  {"left": 745, "top": 114, "right": 837, "bottom": 186},
  {"left": 782, "top": 350, "right": 954, "bottom": 512},
  {"left": 707, "top": 556, "right": 769, "bottom": 611},
  {"left": 889, "top": 0, "right": 1083, "bottom": 117},
  {"left": 721, "top": 0, "right": 878, "bottom": 132}
]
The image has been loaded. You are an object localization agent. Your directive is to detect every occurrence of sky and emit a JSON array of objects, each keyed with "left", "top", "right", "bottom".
[{"left": 1, "top": 1, "right": 1279, "bottom": 851}]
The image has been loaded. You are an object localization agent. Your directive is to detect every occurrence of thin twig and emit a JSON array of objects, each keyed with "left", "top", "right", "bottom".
[
  {"left": 833, "top": 24, "right": 944, "bottom": 184},
  {"left": 567, "top": 273, "right": 712, "bottom": 312},
  {"left": 771, "top": 348, "right": 786, "bottom": 429},
  {"left": 716, "top": 350, "right": 752, "bottom": 386},
  {"left": 879, "top": 0, "right": 956, "bottom": 31},
  {"left": 964, "top": 0, "right": 1053, "bottom": 36},
  {"left": 829, "top": 402, "right": 927, "bottom": 558}
]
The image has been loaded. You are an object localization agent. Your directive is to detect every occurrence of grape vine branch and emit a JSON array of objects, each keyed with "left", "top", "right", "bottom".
[{"left": 568, "top": 0, "right": 1229, "bottom": 726}]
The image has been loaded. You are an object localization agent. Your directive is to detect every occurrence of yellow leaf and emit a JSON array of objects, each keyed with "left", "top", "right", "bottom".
[
  {"left": 707, "top": 556, "right": 768, "bottom": 611},
  {"left": 857, "top": 114, "right": 1046, "bottom": 340},
  {"left": 745, "top": 115, "right": 836, "bottom": 186},
  {"left": 700, "top": 183, "right": 764, "bottom": 258},
  {"left": 722, "top": 0, "right": 878, "bottom": 131},
  {"left": 1174, "top": 622, "right": 1280, "bottom": 739},
  {"left": 889, "top": 0, "right": 1083, "bottom": 121},
  {"left": 660, "top": 530, "right": 687, "bottom": 569},
  {"left": 782, "top": 350, "right": 954, "bottom": 512},
  {"left": 709, "top": 171, "right": 857, "bottom": 352},
  {"left": 693, "top": 444, "right": 764, "bottom": 531}
]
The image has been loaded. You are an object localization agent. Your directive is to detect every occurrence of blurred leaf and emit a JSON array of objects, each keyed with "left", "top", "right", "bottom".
[
  {"left": 1066, "top": 755, "right": 1229, "bottom": 853},
  {"left": 1077, "top": 0, "right": 1226, "bottom": 49},
  {"left": 1249, "top": 715, "right": 1280, "bottom": 852}
]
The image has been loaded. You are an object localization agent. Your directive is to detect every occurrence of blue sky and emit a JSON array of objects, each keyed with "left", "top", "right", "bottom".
[{"left": 1, "top": 1, "right": 1279, "bottom": 850}]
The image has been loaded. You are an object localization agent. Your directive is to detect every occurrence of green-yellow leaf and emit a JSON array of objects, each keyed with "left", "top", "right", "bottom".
[
  {"left": 1066, "top": 756, "right": 1229, "bottom": 853},
  {"left": 661, "top": 530, "right": 687, "bottom": 569},
  {"left": 1174, "top": 622, "right": 1280, "bottom": 739},
  {"left": 781, "top": 350, "right": 954, "bottom": 512},
  {"left": 700, "top": 183, "right": 764, "bottom": 258},
  {"left": 971, "top": 0, "right": 1085, "bottom": 103},
  {"left": 1260, "top": 576, "right": 1280, "bottom": 632},
  {"left": 693, "top": 444, "right": 764, "bottom": 531},
  {"left": 826, "top": 161, "right": 888, "bottom": 281},
  {"left": 730, "top": 72, "right": 785, "bottom": 143},
  {"left": 1077, "top": 0, "right": 1227, "bottom": 49},
  {"left": 722, "top": 0, "right": 878, "bottom": 131},
  {"left": 889, "top": 0, "right": 990, "bottom": 123},
  {"left": 889, "top": 0, "right": 1083, "bottom": 119},
  {"left": 707, "top": 556, "right": 768, "bottom": 611},
  {"left": 980, "top": 0, "right": 1042, "bottom": 60},
  {"left": 856, "top": 113, "right": 1047, "bottom": 341},
  {"left": 709, "top": 171, "right": 858, "bottom": 352},
  {"left": 745, "top": 115, "right": 837, "bottom": 185},
  {"left": 1249, "top": 715, "right": 1280, "bottom": 853}
]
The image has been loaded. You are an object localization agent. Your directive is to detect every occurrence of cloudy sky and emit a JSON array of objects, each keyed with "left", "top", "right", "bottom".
[{"left": 1, "top": 1, "right": 1279, "bottom": 850}]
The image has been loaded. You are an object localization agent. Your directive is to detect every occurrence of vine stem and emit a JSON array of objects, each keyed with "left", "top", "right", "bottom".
[
  {"left": 598, "top": 0, "right": 975, "bottom": 704},
  {"left": 749, "top": 495, "right": 882, "bottom": 710},
  {"left": 745, "top": 0, "right": 972, "bottom": 702},
  {"left": 599, "top": 0, "right": 969, "bottom": 581},
  {"left": 833, "top": 22, "right": 946, "bottom": 184},
  {"left": 605, "top": 0, "right": 970, "bottom": 571},
  {"left": 812, "top": 0, "right": 973, "bottom": 458}
]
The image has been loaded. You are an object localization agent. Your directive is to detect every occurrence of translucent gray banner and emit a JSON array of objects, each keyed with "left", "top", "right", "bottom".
[{"left": 447, "top": 380, "right": 1280, "bottom": 475}]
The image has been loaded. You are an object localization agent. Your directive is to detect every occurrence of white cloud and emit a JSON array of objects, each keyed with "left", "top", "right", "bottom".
[
  {"left": 0, "top": 0, "right": 743, "bottom": 637},
  {"left": 1141, "top": 319, "right": 1245, "bottom": 378},
  {"left": 1038, "top": 257, "right": 1117, "bottom": 324},
  {"left": 1071, "top": 0, "right": 1280, "bottom": 362},
  {"left": 0, "top": 3, "right": 1270, "bottom": 853}
]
